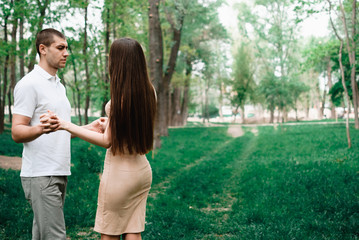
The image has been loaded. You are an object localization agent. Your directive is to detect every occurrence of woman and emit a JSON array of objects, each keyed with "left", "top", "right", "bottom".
[{"left": 42, "top": 38, "right": 157, "bottom": 240}]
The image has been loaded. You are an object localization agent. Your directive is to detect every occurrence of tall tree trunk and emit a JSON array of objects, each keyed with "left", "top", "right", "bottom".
[
  {"left": 101, "top": 6, "right": 110, "bottom": 117},
  {"left": 112, "top": 0, "right": 117, "bottom": 39},
  {"left": 149, "top": 0, "right": 164, "bottom": 149},
  {"left": 179, "top": 58, "right": 192, "bottom": 126},
  {"left": 339, "top": 41, "right": 352, "bottom": 148},
  {"left": 295, "top": 101, "right": 298, "bottom": 121},
  {"left": 83, "top": 2, "right": 90, "bottom": 124},
  {"left": 240, "top": 105, "right": 246, "bottom": 124},
  {"left": 1, "top": 16, "right": 10, "bottom": 133},
  {"left": 326, "top": 61, "right": 335, "bottom": 118},
  {"left": 315, "top": 83, "right": 323, "bottom": 119},
  {"left": 328, "top": 0, "right": 351, "bottom": 148},
  {"left": 170, "top": 86, "right": 181, "bottom": 126},
  {"left": 203, "top": 80, "right": 210, "bottom": 123},
  {"left": 339, "top": 0, "right": 359, "bottom": 128},
  {"left": 19, "top": 11, "right": 24, "bottom": 78},
  {"left": 27, "top": 0, "right": 50, "bottom": 71},
  {"left": 68, "top": 45, "right": 82, "bottom": 125},
  {"left": 269, "top": 107, "right": 274, "bottom": 123},
  {"left": 8, "top": 6, "right": 18, "bottom": 123},
  {"left": 219, "top": 81, "right": 224, "bottom": 119},
  {"left": 321, "top": 89, "right": 326, "bottom": 119},
  {"left": 163, "top": 18, "right": 183, "bottom": 131}
]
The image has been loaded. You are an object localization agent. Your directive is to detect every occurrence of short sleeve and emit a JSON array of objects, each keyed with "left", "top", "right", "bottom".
[{"left": 13, "top": 81, "right": 37, "bottom": 118}]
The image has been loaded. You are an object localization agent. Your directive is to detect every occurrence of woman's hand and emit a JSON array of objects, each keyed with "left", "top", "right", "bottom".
[{"left": 88, "top": 117, "right": 108, "bottom": 133}]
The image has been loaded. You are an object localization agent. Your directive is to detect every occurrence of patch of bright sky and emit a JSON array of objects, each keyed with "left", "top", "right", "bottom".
[
  {"left": 47, "top": 0, "right": 104, "bottom": 40},
  {"left": 218, "top": 0, "right": 330, "bottom": 40}
]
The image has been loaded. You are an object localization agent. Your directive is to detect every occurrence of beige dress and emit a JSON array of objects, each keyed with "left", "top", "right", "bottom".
[{"left": 94, "top": 101, "right": 152, "bottom": 235}]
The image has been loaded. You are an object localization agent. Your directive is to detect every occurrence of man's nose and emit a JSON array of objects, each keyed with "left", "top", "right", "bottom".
[{"left": 64, "top": 49, "right": 69, "bottom": 57}]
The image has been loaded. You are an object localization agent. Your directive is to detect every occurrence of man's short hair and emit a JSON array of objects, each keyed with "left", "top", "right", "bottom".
[{"left": 36, "top": 28, "right": 66, "bottom": 55}]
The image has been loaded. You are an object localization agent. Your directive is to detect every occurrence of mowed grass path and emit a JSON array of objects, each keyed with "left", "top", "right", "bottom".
[
  {"left": 144, "top": 124, "right": 359, "bottom": 239},
  {"left": 1, "top": 123, "right": 359, "bottom": 239}
]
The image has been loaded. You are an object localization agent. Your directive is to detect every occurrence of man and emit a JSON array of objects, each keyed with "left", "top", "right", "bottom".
[{"left": 11, "top": 28, "right": 100, "bottom": 239}]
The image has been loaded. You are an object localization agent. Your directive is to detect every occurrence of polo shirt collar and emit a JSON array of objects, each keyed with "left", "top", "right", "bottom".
[{"left": 34, "top": 64, "right": 61, "bottom": 84}]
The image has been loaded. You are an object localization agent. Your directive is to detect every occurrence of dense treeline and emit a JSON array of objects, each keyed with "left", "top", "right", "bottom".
[{"left": 1, "top": 0, "right": 359, "bottom": 147}]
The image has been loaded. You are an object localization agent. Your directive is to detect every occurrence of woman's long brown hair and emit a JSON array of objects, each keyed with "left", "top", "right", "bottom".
[{"left": 109, "top": 38, "right": 157, "bottom": 155}]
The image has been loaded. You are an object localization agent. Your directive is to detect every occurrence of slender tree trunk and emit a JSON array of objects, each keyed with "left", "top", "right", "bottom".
[
  {"left": 203, "top": 80, "right": 210, "bottom": 123},
  {"left": 295, "top": 106, "right": 298, "bottom": 121},
  {"left": 163, "top": 18, "right": 183, "bottom": 133},
  {"left": 240, "top": 105, "right": 246, "bottom": 124},
  {"left": 19, "top": 11, "right": 24, "bottom": 78},
  {"left": 305, "top": 94, "right": 310, "bottom": 119},
  {"left": 8, "top": 8, "right": 18, "bottom": 123},
  {"left": 168, "top": 87, "right": 173, "bottom": 126},
  {"left": 101, "top": 6, "right": 110, "bottom": 117},
  {"left": 27, "top": 0, "right": 50, "bottom": 71},
  {"left": 339, "top": 41, "right": 351, "bottom": 148},
  {"left": 68, "top": 45, "right": 82, "bottom": 125},
  {"left": 283, "top": 107, "right": 288, "bottom": 122},
  {"left": 269, "top": 107, "right": 274, "bottom": 123},
  {"left": 328, "top": 0, "right": 351, "bottom": 148},
  {"left": 315, "top": 83, "right": 323, "bottom": 119},
  {"left": 339, "top": 0, "right": 359, "bottom": 128},
  {"left": 179, "top": 58, "right": 192, "bottom": 126},
  {"left": 83, "top": 2, "right": 90, "bottom": 124},
  {"left": 163, "top": 5, "right": 185, "bottom": 129},
  {"left": 277, "top": 109, "right": 280, "bottom": 123},
  {"left": 219, "top": 81, "right": 224, "bottom": 119},
  {"left": 321, "top": 89, "right": 326, "bottom": 118},
  {"left": 326, "top": 62, "right": 335, "bottom": 118},
  {"left": 112, "top": 0, "right": 117, "bottom": 39},
  {"left": 149, "top": 0, "right": 164, "bottom": 149},
  {"left": 170, "top": 87, "right": 181, "bottom": 126},
  {"left": 1, "top": 16, "right": 10, "bottom": 133}
]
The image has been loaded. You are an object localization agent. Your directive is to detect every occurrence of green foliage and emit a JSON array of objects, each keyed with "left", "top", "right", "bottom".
[
  {"left": 229, "top": 43, "right": 256, "bottom": 111},
  {"left": 236, "top": 0, "right": 307, "bottom": 115},
  {"left": 329, "top": 79, "right": 353, "bottom": 107}
]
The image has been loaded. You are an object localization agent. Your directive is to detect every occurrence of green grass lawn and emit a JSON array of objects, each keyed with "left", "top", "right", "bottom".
[{"left": 1, "top": 122, "right": 358, "bottom": 239}]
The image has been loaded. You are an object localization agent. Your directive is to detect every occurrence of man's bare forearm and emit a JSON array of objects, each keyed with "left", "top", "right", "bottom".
[{"left": 12, "top": 124, "right": 43, "bottom": 143}]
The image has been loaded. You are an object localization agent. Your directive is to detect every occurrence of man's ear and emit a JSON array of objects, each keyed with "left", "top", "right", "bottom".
[{"left": 39, "top": 44, "right": 47, "bottom": 56}]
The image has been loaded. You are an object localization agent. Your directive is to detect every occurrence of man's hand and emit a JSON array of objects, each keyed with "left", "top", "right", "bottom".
[
  {"left": 12, "top": 112, "right": 59, "bottom": 143},
  {"left": 40, "top": 110, "right": 60, "bottom": 132}
]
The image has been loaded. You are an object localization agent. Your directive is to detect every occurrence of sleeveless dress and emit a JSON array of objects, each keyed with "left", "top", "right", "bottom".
[{"left": 94, "top": 101, "right": 152, "bottom": 235}]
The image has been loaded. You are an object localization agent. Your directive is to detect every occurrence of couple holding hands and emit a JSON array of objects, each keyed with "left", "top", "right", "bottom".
[{"left": 12, "top": 28, "right": 156, "bottom": 240}]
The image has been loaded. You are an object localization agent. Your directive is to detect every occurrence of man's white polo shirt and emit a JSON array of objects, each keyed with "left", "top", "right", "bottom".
[{"left": 13, "top": 65, "right": 71, "bottom": 177}]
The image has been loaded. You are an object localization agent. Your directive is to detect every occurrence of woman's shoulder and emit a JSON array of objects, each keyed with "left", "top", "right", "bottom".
[{"left": 105, "top": 100, "right": 111, "bottom": 116}]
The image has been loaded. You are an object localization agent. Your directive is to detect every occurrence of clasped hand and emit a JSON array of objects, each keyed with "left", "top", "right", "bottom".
[
  {"left": 39, "top": 110, "right": 108, "bottom": 134},
  {"left": 39, "top": 110, "right": 60, "bottom": 133}
]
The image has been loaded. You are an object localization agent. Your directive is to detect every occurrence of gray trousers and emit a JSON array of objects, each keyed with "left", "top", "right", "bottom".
[{"left": 21, "top": 176, "right": 68, "bottom": 240}]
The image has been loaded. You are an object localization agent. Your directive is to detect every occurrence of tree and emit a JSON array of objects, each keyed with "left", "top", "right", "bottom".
[
  {"left": 302, "top": 39, "right": 339, "bottom": 119},
  {"left": 237, "top": 0, "right": 302, "bottom": 122},
  {"left": 27, "top": 0, "right": 51, "bottom": 72},
  {"left": 327, "top": 0, "right": 352, "bottom": 148},
  {"left": 229, "top": 42, "right": 256, "bottom": 124},
  {"left": 148, "top": 0, "right": 164, "bottom": 148},
  {"left": 0, "top": 0, "right": 11, "bottom": 133},
  {"left": 168, "top": 0, "right": 227, "bottom": 126}
]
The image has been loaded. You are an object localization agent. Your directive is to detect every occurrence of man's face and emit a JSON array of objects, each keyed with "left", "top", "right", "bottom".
[{"left": 42, "top": 35, "right": 69, "bottom": 70}]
